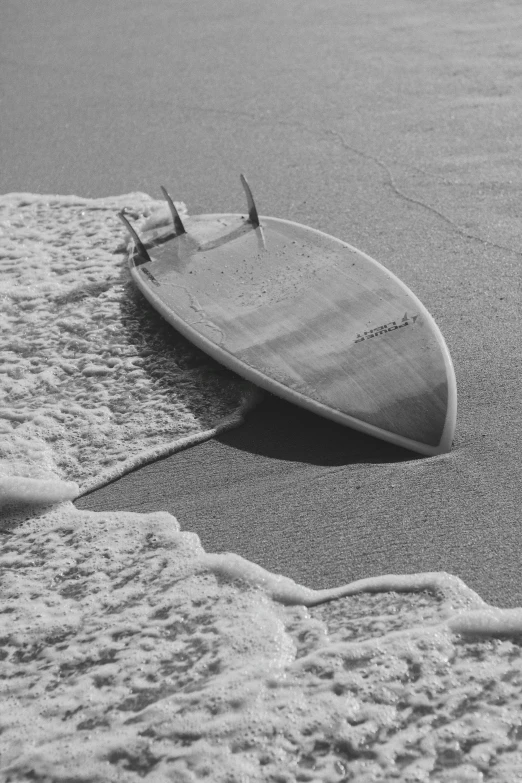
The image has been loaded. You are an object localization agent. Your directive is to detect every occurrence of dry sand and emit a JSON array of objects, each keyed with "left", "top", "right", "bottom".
[{"left": 2, "top": 0, "right": 521, "bottom": 608}]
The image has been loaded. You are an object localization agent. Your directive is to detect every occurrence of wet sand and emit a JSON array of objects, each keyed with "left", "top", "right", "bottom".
[{"left": 3, "top": 0, "right": 521, "bottom": 606}]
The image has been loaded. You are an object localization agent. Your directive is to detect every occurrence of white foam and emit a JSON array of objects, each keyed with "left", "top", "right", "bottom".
[
  {"left": 0, "top": 475, "right": 79, "bottom": 507},
  {"left": 0, "top": 192, "right": 257, "bottom": 501},
  {"left": 2, "top": 502, "right": 522, "bottom": 781}
]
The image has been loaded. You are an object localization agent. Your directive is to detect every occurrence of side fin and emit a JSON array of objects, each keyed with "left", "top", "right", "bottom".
[
  {"left": 117, "top": 211, "right": 152, "bottom": 264},
  {"left": 240, "top": 174, "right": 260, "bottom": 229},
  {"left": 160, "top": 186, "right": 186, "bottom": 236}
]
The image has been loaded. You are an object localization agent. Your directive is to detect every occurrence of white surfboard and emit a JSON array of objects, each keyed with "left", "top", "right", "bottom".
[{"left": 119, "top": 177, "right": 457, "bottom": 456}]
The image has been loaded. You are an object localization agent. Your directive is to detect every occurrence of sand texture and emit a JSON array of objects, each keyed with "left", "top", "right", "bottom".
[
  {"left": 2, "top": 0, "right": 522, "bottom": 779},
  {"left": 8, "top": 0, "right": 516, "bottom": 606}
]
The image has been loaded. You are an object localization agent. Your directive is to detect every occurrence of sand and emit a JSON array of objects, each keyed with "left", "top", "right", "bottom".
[
  {"left": 3, "top": 0, "right": 520, "bottom": 606},
  {"left": 2, "top": 0, "right": 522, "bottom": 778}
]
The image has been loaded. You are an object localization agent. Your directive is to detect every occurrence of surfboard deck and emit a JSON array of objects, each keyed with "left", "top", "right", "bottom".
[{"left": 120, "top": 182, "right": 457, "bottom": 456}]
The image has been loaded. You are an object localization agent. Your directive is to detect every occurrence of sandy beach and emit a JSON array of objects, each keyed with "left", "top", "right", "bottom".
[
  {"left": 3, "top": 0, "right": 521, "bottom": 605},
  {"left": 2, "top": 1, "right": 522, "bottom": 778}
]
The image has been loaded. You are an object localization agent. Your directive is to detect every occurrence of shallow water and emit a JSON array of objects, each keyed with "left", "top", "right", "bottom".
[
  {"left": 2, "top": 194, "right": 522, "bottom": 782},
  {"left": 0, "top": 193, "right": 255, "bottom": 499}
]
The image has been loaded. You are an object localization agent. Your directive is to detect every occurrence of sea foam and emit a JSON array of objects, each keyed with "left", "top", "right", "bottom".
[
  {"left": 2, "top": 194, "right": 522, "bottom": 782},
  {"left": 0, "top": 193, "right": 257, "bottom": 498},
  {"left": 3, "top": 503, "right": 522, "bottom": 782}
]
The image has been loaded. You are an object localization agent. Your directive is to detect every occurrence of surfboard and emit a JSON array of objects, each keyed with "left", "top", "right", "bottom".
[{"left": 119, "top": 177, "right": 457, "bottom": 456}]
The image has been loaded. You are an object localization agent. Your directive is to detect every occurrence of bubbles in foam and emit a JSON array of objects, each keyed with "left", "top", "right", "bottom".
[{"left": 2, "top": 501, "right": 522, "bottom": 781}]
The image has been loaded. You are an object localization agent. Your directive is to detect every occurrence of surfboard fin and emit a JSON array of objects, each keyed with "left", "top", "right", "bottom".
[
  {"left": 160, "top": 186, "right": 187, "bottom": 236},
  {"left": 240, "top": 174, "right": 260, "bottom": 229},
  {"left": 117, "top": 211, "right": 152, "bottom": 264}
]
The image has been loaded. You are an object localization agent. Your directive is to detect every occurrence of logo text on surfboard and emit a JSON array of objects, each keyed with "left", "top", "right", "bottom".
[
  {"left": 355, "top": 313, "right": 418, "bottom": 343},
  {"left": 140, "top": 267, "right": 160, "bottom": 286}
]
